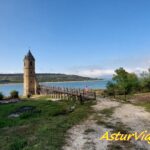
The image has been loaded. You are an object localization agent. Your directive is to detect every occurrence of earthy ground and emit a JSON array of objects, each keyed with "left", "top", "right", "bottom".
[{"left": 63, "top": 98, "right": 150, "bottom": 150}]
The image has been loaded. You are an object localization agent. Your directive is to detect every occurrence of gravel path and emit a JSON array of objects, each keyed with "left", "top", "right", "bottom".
[{"left": 63, "top": 98, "right": 150, "bottom": 150}]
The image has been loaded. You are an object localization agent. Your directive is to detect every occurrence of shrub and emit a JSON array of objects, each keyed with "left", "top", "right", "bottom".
[
  {"left": 10, "top": 90, "right": 19, "bottom": 99},
  {"left": 0, "top": 92, "right": 4, "bottom": 100}
]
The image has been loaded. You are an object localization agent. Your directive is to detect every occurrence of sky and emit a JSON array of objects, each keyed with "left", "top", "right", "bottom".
[{"left": 0, "top": 0, "right": 150, "bottom": 78}]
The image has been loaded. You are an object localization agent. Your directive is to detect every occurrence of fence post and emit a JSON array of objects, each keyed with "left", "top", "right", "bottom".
[{"left": 94, "top": 92, "right": 96, "bottom": 100}]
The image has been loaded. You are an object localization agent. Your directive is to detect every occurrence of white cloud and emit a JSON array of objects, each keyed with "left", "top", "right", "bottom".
[
  {"left": 125, "top": 67, "right": 148, "bottom": 76},
  {"left": 65, "top": 67, "right": 150, "bottom": 78},
  {"left": 65, "top": 68, "right": 114, "bottom": 78},
  {"left": 76, "top": 69, "right": 114, "bottom": 78}
]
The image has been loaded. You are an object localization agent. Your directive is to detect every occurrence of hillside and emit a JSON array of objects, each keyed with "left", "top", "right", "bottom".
[{"left": 0, "top": 73, "right": 98, "bottom": 84}]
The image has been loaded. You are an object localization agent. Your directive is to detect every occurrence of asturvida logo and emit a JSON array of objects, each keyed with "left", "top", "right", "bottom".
[{"left": 100, "top": 131, "right": 150, "bottom": 144}]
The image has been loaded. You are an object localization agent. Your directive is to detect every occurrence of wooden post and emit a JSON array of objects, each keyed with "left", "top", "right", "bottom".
[
  {"left": 94, "top": 92, "right": 96, "bottom": 100},
  {"left": 79, "top": 94, "right": 84, "bottom": 105}
]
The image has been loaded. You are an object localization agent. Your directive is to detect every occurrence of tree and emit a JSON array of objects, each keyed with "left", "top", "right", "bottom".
[
  {"left": 10, "top": 90, "right": 19, "bottom": 99},
  {"left": 106, "top": 81, "right": 116, "bottom": 98},
  {"left": 113, "top": 68, "right": 129, "bottom": 99},
  {"left": 139, "top": 69, "right": 150, "bottom": 92},
  {"left": 107, "top": 67, "right": 139, "bottom": 100}
]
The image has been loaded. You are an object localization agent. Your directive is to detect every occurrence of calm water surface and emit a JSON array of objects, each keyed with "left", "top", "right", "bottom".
[{"left": 0, "top": 80, "right": 109, "bottom": 96}]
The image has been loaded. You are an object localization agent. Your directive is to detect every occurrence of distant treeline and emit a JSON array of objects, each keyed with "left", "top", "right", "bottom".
[{"left": 0, "top": 73, "right": 98, "bottom": 84}]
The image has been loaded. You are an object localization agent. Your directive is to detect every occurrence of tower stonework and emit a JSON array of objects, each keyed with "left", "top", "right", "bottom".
[{"left": 24, "top": 50, "right": 38, "bottom": 96}]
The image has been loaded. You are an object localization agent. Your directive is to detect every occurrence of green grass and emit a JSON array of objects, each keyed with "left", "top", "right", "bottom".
[
  {"left": 0, "top": 98, "right": 93, "bottom": 150},
  {"left": 99, "top": 108, "right": 115, "bottom": 117},
  {"left": 129, "top": 92, "right": 150, "bottom": 112},
  {"left": 142, "top": 103, "right": 150, "bottom": 111},
  {"left": 135, "top": 103, "right": 150, "bottom": 112}
]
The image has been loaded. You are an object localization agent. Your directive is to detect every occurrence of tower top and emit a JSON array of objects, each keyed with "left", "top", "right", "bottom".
[{"left": 24, "top": 50, "right": 35, "bottom": 61}]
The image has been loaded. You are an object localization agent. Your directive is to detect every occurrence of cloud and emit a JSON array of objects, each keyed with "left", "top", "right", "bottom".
[
  {"left": 65, "top": 66, "right": 149, "bottom": 78},
  {"left": 63, "top": 56, "right": 150, "bottom": 78},
  {"left": 126, "top": 67, "right": 148, "bottom": 76},
  {"left": 65, "top": 67, "right": 115, "bottom": 78},
  {"left": 75, "top": 69, "right": 114, "bottom": 78}
]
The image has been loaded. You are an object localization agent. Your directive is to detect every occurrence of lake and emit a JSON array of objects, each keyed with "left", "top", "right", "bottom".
[{"left": 0, "top": 80, "right": 109, "bottom": 96}]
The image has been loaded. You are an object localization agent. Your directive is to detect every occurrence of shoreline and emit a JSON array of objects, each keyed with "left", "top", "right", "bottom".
[{"left": 0, "top": 79, "right": 105, "bottom": 85}]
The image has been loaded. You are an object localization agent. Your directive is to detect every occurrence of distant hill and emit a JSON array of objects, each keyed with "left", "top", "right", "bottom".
[{"left": 0, "top": 73, "right": 99, "bottom": 84}]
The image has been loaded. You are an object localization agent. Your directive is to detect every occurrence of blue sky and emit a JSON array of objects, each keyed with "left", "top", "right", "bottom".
[{"left": 0, "top": 0, "right": 150, "bottom": 77}]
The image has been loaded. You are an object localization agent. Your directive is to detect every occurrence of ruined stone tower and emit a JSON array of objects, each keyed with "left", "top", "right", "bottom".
[{"left": 24, "top": 50, "right": 38, "bottom": 96}]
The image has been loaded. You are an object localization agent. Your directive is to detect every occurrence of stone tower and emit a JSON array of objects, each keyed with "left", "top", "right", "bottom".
[{"left": 23, "top": 50, "right": 38, "bottom": 96}]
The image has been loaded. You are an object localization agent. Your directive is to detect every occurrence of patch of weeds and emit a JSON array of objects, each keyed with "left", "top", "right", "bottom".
[
  {"left": 99, "top": 107, "right": 115, "bottom": 117},
  {"left": 107, "top": 143, "right": 122, "bottom": 150},
  {"left": 84, "top": 128, "right": 96, "bottom": 134},
  {"left": 112, "top": 122, "right": 131, "bottom": 134},
  {"left": 97, "top": 119, "right": 115, "bottom": 129},
  {"left": 95, "top": 115, "right": 130, "bottom": 134},
  {"left": 135, "top": 103, "right": 150, "bottom": 112},
  {"left": 83, "top": 141, "right": 96, "bottom": 150},
  {"left": 105, "top": 123, "right": 115, "bottom": 129},
  {"left": 108, "top": 140, "right": 135, "bottom": 150},
  {"left": 9, "top": 138, "right": 27, "bottom": 150},
  {"left": 97, "top": 119, "right": 106, "bottom": 125},
  {"left": 95, "top": 114, "right": 115, "bottom": 129},
  {"left": 95, "top": 115, "right": 105, "bottom": 124}
]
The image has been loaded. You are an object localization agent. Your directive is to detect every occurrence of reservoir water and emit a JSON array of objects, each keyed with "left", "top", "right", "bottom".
[{"left": 0, "top": 80, "right": 109, "bottom": 96}]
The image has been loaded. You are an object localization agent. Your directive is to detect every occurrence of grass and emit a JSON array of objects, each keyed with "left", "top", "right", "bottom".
[
  {"left": 129, "top": 92, "right": 150, "bottom": 112},
  {"left": 96, "top": 119, "right": 114, "bottom": 129},
  {"left": 0, "top": 97, "right": 94, "bottom": 150},
  {"left": 112, "top": 122, "right": 131, "bottom": 134},
  {"left": 99, "top": 107, "right": 115, "bottom": 117},
  {"left": 107, "top": 141, "right": 135, "bottom": 150},
  {"left": 95, "top": 107, "right": 115, "bottom": 128},
  {"left": 135, "top": 103, "right": 150, "bottom": 112}
]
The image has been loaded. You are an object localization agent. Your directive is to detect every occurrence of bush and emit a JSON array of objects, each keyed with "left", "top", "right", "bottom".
[
  {"left": 10, "top": 90, "right": 19, "bottom": 99},
  {"left": 0, "top": 92, "right": 4, "bottom": 100}
]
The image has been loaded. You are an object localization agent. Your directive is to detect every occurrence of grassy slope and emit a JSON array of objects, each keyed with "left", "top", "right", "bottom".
[
  {"left": 136, "top": 103, "right": 150, "bottom": 112},
  {"left": 131, "top": 92, "right": 150, "bottom": 112},
  {"left": 0, "top": 98, "right": 94, "bottom": 150}
]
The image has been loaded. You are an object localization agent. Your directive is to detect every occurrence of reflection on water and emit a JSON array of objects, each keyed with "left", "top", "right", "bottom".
[{"left": 0, "top": 80, "right": 109, "bottom": 96}]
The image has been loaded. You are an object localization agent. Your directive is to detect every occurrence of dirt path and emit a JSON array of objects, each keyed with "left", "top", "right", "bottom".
[
  {"left": 113, "top": 103, "right": 150, "bottom": 149},
  {"left": 63, "top": 119, "right": 110, "bottom": 150},
  {"left": 63, "top": 98, "right": 150, "bottom": 150}
]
